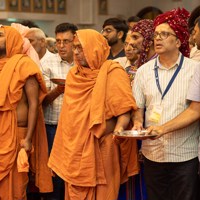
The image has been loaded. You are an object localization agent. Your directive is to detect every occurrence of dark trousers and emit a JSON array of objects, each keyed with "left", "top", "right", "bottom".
[
  {"left": 45, "top": 124, "right": 65, "bottom": 200},
  {"left": 143, "top": 156, "right": 199, "bottom": 200},
  {"left": 46, "top": 124, "right": 58, "bottom": 154}
]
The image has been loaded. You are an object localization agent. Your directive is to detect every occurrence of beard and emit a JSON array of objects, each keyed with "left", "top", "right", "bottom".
[
  {"left": 107, "top": 37, "right": 118, "bottom": 46},
  {"left": 0, "top": 47, "right": 6, "bottom": 57}
]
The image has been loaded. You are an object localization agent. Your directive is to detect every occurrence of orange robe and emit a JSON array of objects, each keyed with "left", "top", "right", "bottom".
[
  {"left": 0, "top": 26, "right": 52, "bottom": 200},
  {"left": 48, "top": 29, "right": 139, "bottom": 200}
]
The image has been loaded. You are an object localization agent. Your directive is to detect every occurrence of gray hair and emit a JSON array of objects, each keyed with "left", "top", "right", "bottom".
[{"left": 27, "top": 27, "right": 46, "bottom": 39}]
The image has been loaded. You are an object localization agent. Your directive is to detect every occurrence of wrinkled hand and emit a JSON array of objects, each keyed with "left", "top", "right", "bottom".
[
  {"left": 146, "top": 125, "right": 165, "bottom": 139},
  {"left": 132, "top": 121, "right": 143, "bottom": 131},
  {"left": 112, "top": 127, "right": 125, "bottom": 144}
]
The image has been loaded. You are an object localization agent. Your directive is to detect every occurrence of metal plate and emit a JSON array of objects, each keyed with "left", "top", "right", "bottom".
[
  {"left": 50, "top": 78, "right": 65, "bottom": 85},
  {"left": 113, "top": 130, "right": 157, "bottom": 139}
]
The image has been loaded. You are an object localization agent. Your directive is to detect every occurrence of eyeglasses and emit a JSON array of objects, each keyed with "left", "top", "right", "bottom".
[
  {"left": 101, "top": 28, "right": 115, "bottom": 34},
  {"left": 153, "top": 31, "right": 177, "bottom": 40},
  {"left": 56, "top": 39, "right": 73, "bottom": 45},
  {"left": 72, "top": 44, "right": 83, "bottom": 53}
]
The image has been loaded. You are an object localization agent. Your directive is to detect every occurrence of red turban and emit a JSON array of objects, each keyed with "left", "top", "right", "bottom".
[
  {"left": 154, "top": 8, "right": 190, "bottom": 57},
  {"left": 131, "top": 19, "right": 154, "bottom": 67}
]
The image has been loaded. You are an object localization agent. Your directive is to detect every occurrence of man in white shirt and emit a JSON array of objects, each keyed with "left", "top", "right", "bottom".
[
  {"left": 147, "top": 64, "right": 200, "bottom": 135},
  {"left": 132, "top": 8, "right": 200, "bottom": 200}
]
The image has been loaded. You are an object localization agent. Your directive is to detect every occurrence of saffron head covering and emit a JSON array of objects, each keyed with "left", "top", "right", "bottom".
[
  {"left": 0, "top": 25, "right": 23, "bottom": 70},
  {"left": 0, "top": 25, "right": 23, "bottom": 57},
  {"left": 11, "top": 23, "right": 41, "bottom": 67},
  {"left": 154, "top": 8, "right": 190, "bottom": 57},
  {"left": 131, "top": 19, "right": 154, "bottom": 67},
  {"left": 75, "top": 29, "right": 110, "bottom": 70}
]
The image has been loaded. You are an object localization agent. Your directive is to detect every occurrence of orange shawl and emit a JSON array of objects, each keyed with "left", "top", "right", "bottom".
[
  {"left": 48, "top": 29, "right": 139, "bottom": 186},
  {"left": 0, "top": 26, "right": 52, "bottom": 192}
]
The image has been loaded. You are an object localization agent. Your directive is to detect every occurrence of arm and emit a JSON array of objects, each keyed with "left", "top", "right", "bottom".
[
  {"left": 131, "top": 108, "right": 144, "bottom": 131},
  {"left": 42, "top": 85, "right": 64, "bottom": 106},
  {"left": 22, "top": 76, "right": 39, "bottom": 151},
  {"left": 99, "top": 112, "right": 131, "bottom": 138},
  {"left": 40, "top": 59, "right": 65, "bottom": 106},
  {"left": 148, "top": 101, "right": 200, "bottom": 137},
  {"left": 112, "top": 111, "right": 133, "bottom": 144},
  {"left": 114, "top": 111, "right": 131, "bottom": 133}
]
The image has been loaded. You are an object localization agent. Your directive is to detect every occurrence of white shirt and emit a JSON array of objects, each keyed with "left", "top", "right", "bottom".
[
  {"left": 114, "top": 56, "right": 131, "bottom": 69},
  {"left": 40, "top": 51, "right": 73, "bottom": 124},
  {"left": 187, "top": 64, "right": 200, "bottom": 102},
  {"left": 133, "top": 53, "right": 200, "bottom": 162}
]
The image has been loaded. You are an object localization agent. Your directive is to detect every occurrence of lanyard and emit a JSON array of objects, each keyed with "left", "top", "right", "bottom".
[{"left": 154, "top": 54, "right": 184, "bottom": 100}]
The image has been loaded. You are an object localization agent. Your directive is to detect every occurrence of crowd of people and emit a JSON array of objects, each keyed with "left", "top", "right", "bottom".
[{"left": 0, "top": 7, "right": 200, "bottom": 200}]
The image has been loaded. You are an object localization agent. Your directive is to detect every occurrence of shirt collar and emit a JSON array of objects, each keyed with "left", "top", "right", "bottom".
[
  {"left": 56, "top": 53, "right": 74, "bottom": 66},
  {"left": 152, "top": 52, "right": 183, "bottom": 70}
]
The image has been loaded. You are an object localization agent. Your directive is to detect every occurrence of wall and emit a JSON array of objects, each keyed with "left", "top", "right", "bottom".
[
  {"left": 131, "top": 0, "right": 199, "bottom": 13},
  {"left": 0, "top": 0, "right": 199, "bottom": 37}
]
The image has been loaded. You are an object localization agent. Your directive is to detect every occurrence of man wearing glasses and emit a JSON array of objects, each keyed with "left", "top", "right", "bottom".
[
  {"left": 144, "top": 16, "right": 200, "bottom": 136},
  {"left": 132, "top": 8, "right": 200, "bottom": 200},
  {"left": 48, "top": 28, "right": 139, "bottom": 200},
  {"left": 102, "top": 17, "right": 128, "bottom": 59}
]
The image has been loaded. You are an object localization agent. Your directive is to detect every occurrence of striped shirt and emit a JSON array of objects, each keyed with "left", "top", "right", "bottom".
[
  {"left": 133, "top": 53, "right": 200, "bottom": 162},
  {"left": 40, "top": 52, "right": 74, "bottom": 124}
]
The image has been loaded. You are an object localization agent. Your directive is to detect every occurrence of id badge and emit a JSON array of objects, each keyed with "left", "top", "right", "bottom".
[{"left": 149, "top": 105, "right": 163, "bottom": 123}]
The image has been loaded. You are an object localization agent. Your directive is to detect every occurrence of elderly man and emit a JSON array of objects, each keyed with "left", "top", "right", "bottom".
[
  {"left": 132, "top": 8, "right": 200, "bottom": 200},
  {"left": 27, "top": 23, "right": 78, "bottom": 200},
  {"left": 25, "top": 27, "right": 48, "bottom": 61},
  {"left": 0, "top": 26, "right": 52, "bottom": 199},
  {"left": 48, "top": 29, "right": 139, "bottom": 200}
]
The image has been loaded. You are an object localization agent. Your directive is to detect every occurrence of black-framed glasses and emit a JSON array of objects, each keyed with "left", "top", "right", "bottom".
[
  {"left": 101, "top": 28, "right": 115, "bottom": 34},
  {"left": 153, "top": 31, "right": 177, "bottom": 40},
  {"left": 56, "top": 39, "right": 73, "bottom": 45}
]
